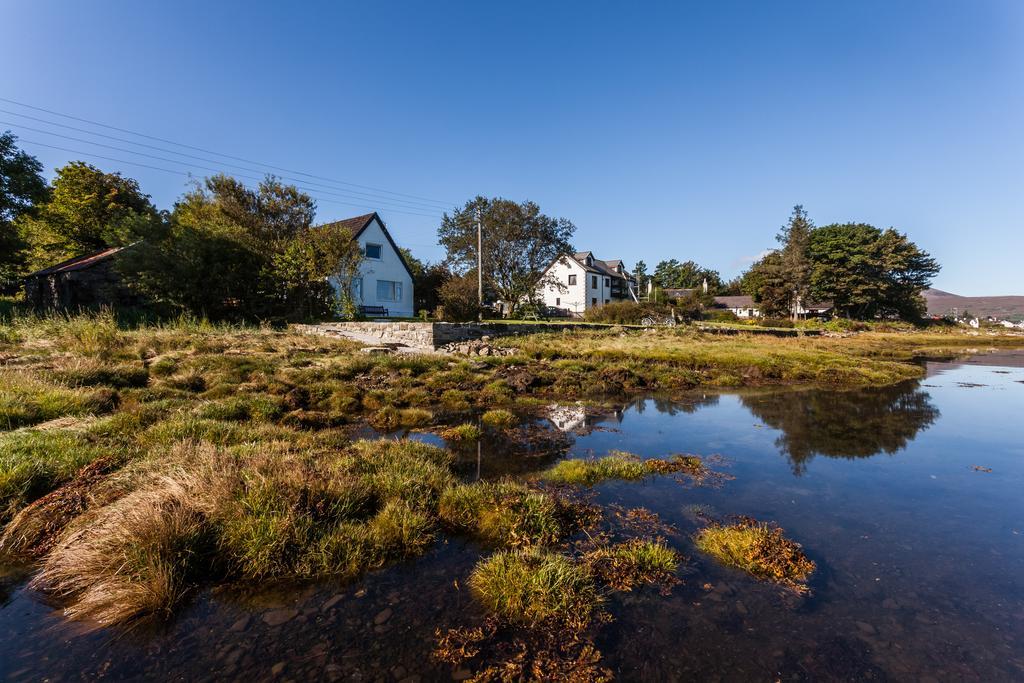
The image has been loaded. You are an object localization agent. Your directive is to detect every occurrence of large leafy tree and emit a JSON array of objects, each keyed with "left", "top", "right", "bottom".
[
  {"left": 438, "top": 196, "right": 575, "bottom": 316},
  {"left": 17, "top": 161, "right": 159, "bottom": 269},
  {"left": 776, "top": 205, "right": 814, "bottom": 319},
  {"left": 809, "top": 223, "right": 938, "bottom": 319},
  {"left": 0, "top": 132, "right": 49, "bottom": 287},
  {"left": 123, "top": 174, "right": 359, "bottom": 321},
  {"left": 743, "top": 250, "right": 792, "bottom": 316},
  {"left": 651, "top": 259, "right": 722, "bottom": 292}
]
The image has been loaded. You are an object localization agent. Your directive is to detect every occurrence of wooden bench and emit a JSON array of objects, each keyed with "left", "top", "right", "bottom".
[{"left": 359, "top": 305, "right": 389, "bottom": 318}]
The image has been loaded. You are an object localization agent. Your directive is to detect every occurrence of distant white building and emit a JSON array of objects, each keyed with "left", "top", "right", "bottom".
[
  {"left": 536, "top": 252, "right": 637, "bottom": 316},
  {"left": 713, "top": 295, "right": 761, "bottom": 318},
  {"left": 322, "top": 212, "right": 415, "bottom": 318}
]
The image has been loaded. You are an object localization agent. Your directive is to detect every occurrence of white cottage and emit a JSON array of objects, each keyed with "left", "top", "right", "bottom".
[
  {"left": 322, "top": 212, "right": 415, "bottom": 318},
  {"left": 537, "top": 251, "right": 637, "bottom": 316}
]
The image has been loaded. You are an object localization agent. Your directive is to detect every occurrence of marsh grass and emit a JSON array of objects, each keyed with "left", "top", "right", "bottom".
[
  {"left": 584, "top": 539, "right": 680, "bottom": 592},
  {"left": 541, "top": 451, "right": 705, "bottom": 486},
  {"left": 694, "top": 517, "right": 815, "bottom": 591},
  {"left": 0, "top": 370, "right": 119, "bottom": 430},
  {"left": 469, "top": 548, "right": 602, "bottom": 629},
  {"left": 439, "top": 423, "right": 481, "bottom": 442},
  {"left": 438, "top": 481, "right": 566, "bottom": 548},
  {"left": 481, "top": 408, "right": 516, "bottom": 429},
  {"left": 0, "top": 430, "right": 107, "bottom": 520}
]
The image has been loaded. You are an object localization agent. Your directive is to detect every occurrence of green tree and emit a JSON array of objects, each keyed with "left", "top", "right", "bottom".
[
  {"left": 776, "top": 205, "right": 814, "bottom": 319},
  {"left": 400, "top": 248, "right": 450, "bottom": 316},
  {"left": 435, "top": 272, "right": 481, "bottom": 322},
  {"left": 652, "top": 259, "right": 722, "bottom": 292},
  {"left": 438, "top": 196, "right": 574, "bottom": 316},
  {"left": 744, "top": 250, "right": 792, "bottom": 317},
  {"left": 808, "top": 223, "right": 938, "bottom": 319},
  {"left": 123, "top": 174, "right": 359, "bottom": 321},
  {"left": 633, "top": 259, "right": 649, "bottom": 295},
  {"left": 17, "top": 161, "right": 159, "bottom": 270},
  {"left": 0, "top": 132, "right": 48, "bottom": 288}
]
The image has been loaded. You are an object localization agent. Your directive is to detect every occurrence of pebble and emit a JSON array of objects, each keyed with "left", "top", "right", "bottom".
[
  {"left": 263, "top": 608, "right": 299, "bottom": 626},
  {"left": 882, "top": 598, "right": 899, "bottom": 609},
  {"left": 230, "top": 616, "right": 251, "bottom": 632},
  {"left": 271, "top": 662, "right": 286, "bottom": 676},
  {"left": 323, "top": 594, "right": 345, "bottom": 611},
  {"left": 855, "top": 620, "right": 877, "bottom": 635},
  {"left": 735, "top": 600, "right": 748, "bottom": 615},
  {"left": 374, "top": 608, "right": 393, "bottom": 625},
  {"left": 451, "top": 669, "right": 472, "bottom": 681}
]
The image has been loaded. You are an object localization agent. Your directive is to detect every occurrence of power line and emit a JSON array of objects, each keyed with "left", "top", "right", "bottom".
[
  {"left": 18, "top": 139, "right": 445, "bottom": 219},
  {"left": 2, "top": 121, "right": 451, "bottom": 214},
  {"left": 0, "top": 111, "right": 450, "bottom": 212},
  {"left": 0, "top": 96, "right": 457, "bottom": 208}
]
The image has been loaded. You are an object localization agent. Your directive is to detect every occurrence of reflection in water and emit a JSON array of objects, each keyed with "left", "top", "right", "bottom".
[{"left": 740, "top": 380, "right": 940, "bottom": 474}]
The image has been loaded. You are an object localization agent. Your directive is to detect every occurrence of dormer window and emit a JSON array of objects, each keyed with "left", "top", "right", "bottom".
[{"left": 585, "top": 255, "right": 593, "bottom": 266}]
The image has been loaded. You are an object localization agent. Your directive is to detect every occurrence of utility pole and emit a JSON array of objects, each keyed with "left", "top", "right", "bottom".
[{"left": 476, "top": 206, "right": 483, "bottom": 320}]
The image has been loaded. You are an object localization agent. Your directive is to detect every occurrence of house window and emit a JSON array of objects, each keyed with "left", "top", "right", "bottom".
[
  {"left": 568, "top": 274, "right": 576, "bottom": 285},
  {"left": 364, "top": 243, "right": 382, "bottom": 260},
  {"left": 591, "top": 275, "right": 597, "bottom": 288},
  {"left": 591, "top": 297, "right": 597, "bottom": 307},
  {"left": 605, "top": 299, "right": 609, "bottom": 304},
  {"left": 556, "top": 297, "right": 560, "bottom": 306},
  {"left": 604, "top": 278, "right": 610, "bottom": 287},
  {"left": 376, "top": 280, "right": 402, "bottom": 302},
  {"left": 352, "top": 277, "right": 363, "bottom": 302}
]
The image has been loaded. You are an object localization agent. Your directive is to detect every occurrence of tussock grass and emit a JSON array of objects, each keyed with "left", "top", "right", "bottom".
[
  {"left": 584, "top": 539, "right": 680, "bottom": 592},
  {"left": 0, "top": 430, "right": 106, "bottom": 520},
  {"left": 541, "top": 451, "right": 704, "bottom": 486},
  {"left": 31, "top": 477, "right": 210, "bottom": 627},
  {"left": 694, "top": 517, "right": 815, "bottom": 591},
  {"left": 469, "top": 548, "right": 601, "bottom": 629},
  {"left": 0, "top": 370, "right": 119, "bottom": 430},
  {"left": 481, "top": 408, "right": 516, "bottom": 429},
  {"left": 438, "top": 481, "right": 565, "bottom": 548},
  {"left": 439, "top": 423, "right": 481, "bottom": 442}
]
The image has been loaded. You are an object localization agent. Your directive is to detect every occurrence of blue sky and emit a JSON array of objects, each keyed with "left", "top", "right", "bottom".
[{"left": 3, "top": 1, "right": 1022, "bottom": 295}]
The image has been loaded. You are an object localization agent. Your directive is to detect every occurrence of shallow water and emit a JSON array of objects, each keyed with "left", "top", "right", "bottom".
[{"left": 2, "top": 356, "right": 1023, "bottom": 681}]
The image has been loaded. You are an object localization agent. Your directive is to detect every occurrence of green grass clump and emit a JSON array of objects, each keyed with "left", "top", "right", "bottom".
[
  {"left": 51, "top": 361, "right": 150, "bottom": 389},
  {"left": 196, "top": 395, "right": 285, "bottom": 422},
  {"left": 469, "top": 548, "right": 601, "bottom": 629},
  {"left": 584, "top": 539, "right": 680, "bottom": 591},
  {"left": 0, "top": 370, "right": 119, "bottom": 430},
  {"left": 439, "top": 423, "right": 481, "bottom": 442},
  {"left": 481, "top": 408, "right": 516, "bottom": 429},
  {"left": 541, "top": 452, "right": 705, "bottom": 486},
  {"left": 541, "top": 452, "right": 648, "bottom": 486},
  {"left": 694, "top": 518, "right": 815, "bottom": 591},
  {"left": 438, "top": 481, "right": 564, "bottom": 548},
  {"left": 0, "top": 430, "right": 106, "bottom": 519}
]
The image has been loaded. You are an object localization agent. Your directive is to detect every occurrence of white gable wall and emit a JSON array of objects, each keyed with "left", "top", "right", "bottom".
[
  {"left": 329, "top": 216, "right": 414, "bottom": 317},
  {"left": 539, "top": 257, "right": 588, "bottom": 315}
]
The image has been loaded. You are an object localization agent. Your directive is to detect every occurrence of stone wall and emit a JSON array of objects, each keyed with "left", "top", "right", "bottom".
[{"left": 295, "top": 321, "right": 618, "bottom": 349}]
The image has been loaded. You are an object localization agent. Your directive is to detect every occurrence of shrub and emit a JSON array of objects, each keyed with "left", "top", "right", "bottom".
[
  {"left": 469, "top": 548, "right": 601, "bottom": 629},
  {"left": 582, "top": 301, "right": 675, "bottom": 325},
  {"left": 435, "top": 274, "right": 480, "bottom": 322}
]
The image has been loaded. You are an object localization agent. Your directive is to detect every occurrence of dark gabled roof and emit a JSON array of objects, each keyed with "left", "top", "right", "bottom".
[
  {"left": 569, "top": 252, "right": 631, "bottom": 279},
  {"left": 26, "top": 245, "right": 128, "bottom": 278},
  {"left": 315, "top": 211, "right": 415, "bottom": 280},
  {"left": 714, "top": 295, "right": 757, "bottom": 308}
]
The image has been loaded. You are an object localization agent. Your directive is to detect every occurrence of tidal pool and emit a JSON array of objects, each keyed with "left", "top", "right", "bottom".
[{"left": 1, "top": 356, "right": 1022, "bottom": 681}]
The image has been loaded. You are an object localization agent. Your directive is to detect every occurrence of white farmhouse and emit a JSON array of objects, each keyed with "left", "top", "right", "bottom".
[
  {"left": 537, "top": 251, "right": 637, "bottom": 316},
  {"left": 322, "top": 212, "right": 415, "bottom": 318}
]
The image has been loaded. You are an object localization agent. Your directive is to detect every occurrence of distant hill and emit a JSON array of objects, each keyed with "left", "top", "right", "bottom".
[{"left": 923, "top": 288, "right": 1024, "bottom": 320}]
